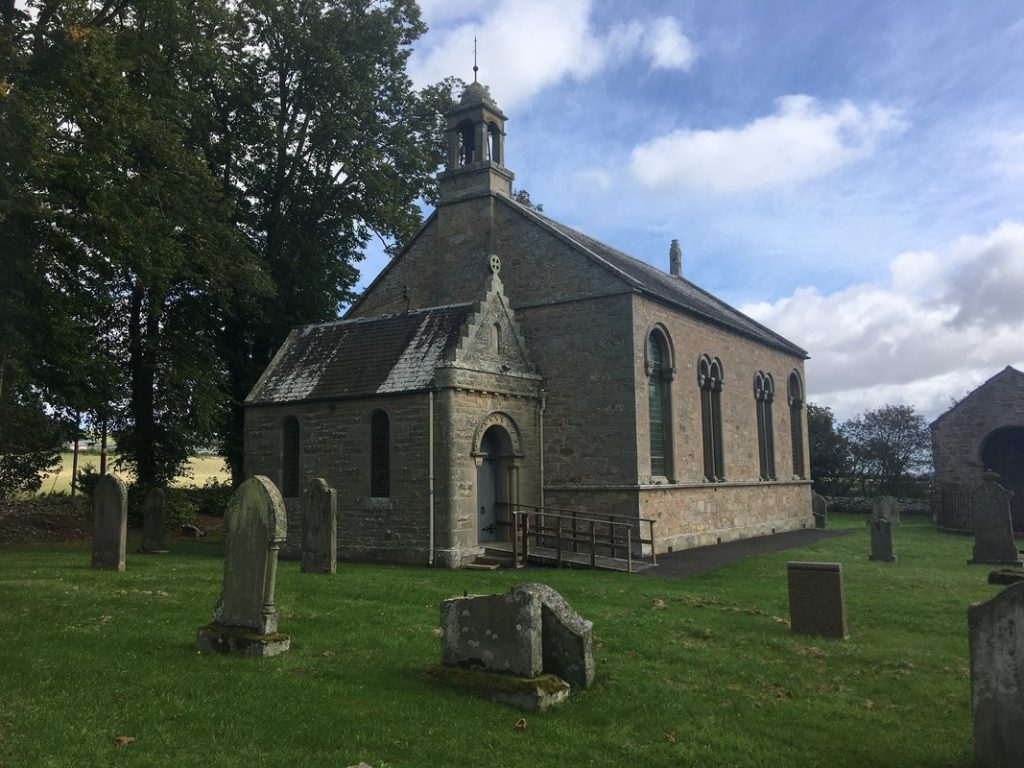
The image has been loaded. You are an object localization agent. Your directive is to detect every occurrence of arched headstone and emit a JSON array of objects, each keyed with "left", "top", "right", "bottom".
[
  {"left": 301, "top": 478, "right": 337, "bottom": 574},
  {"left": 970, "top": 473, "right": 1021, "bottom": 566},
  {"left": 196, "top": 476, "right": 290, "bottom": 657}
]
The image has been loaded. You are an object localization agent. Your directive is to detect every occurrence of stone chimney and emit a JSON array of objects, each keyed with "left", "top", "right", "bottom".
[{"left": 669, "top": 239, "right": 682, "bottom": 278}]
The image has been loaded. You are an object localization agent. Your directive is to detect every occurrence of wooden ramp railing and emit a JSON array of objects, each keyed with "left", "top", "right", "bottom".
[{"left": 498, "top": 503, "right": 657, "bottom": 573}]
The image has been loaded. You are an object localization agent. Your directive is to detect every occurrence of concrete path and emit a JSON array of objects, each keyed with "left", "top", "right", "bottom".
[{"left": 640, "top": 527, "right": 855, "bottom": 579}]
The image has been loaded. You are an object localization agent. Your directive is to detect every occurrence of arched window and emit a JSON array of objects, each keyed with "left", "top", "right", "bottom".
[
  {"left": 699, "top": 355, "right": 725, "bottom": 481},
  {"left": 371, "top": 410, "right": 390, "bottom": 497},
  {"left": 282, "top": 416, "right": 300, "bottom": 498},
  {"left": 488, "top": 122, "right": 501, "bottom": 164},
  {"left": 789, "top": 371, "right": 805, "bottom": 479},
  {"left": 458, "top": 120, "right": 476, "bottom": 166},
  {"left": 647, "top": 332, "right": 672, "bottom": 478},
  {"left": 492, "top": 322, "right": 502, "bottom": 354},
  {"left": 754, "top": 372, "right": 776, "bottom": 480}
]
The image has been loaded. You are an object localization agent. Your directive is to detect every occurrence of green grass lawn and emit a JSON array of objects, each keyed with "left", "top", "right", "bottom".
[
  {"left": 0, "top": 514, "right": 997, "bottom": 767},
  {"left": 39, "top": 453, "right": 231, "bottom": 494}
]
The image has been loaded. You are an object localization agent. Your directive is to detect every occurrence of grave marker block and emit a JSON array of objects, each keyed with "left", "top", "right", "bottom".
[
  {"left": 812, "top": 493, "right": 828, "bottom": 529},
  {"left": 969, "top": 581, "right": 1024, "bottom": 767},
  {"left": 970, "top": 473, "right": 1021, "bottom": 566},
  {"left": 140, "top": 487, "right": 169, "bottom": 554},
  {"left": 787, "top": 561, "right": 848, "bottom": 639},
  {"left": 869, "top": 518, "right": 895, "bottom": 562},
  {"left": 92, "top": 474, "right": 127, "bottom": 571},
  {"left": 301, "top": 478, "right": 337, "bottom": 574}
]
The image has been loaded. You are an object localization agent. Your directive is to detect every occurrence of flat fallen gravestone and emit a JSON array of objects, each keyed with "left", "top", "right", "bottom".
[
  {"left": 196, "top": 476, "right": 290, "bottom": 657},
  {"left": 970, "top": 473, "right": 1021, "bottom": 566},
  {"left": 787, "top": 561, "right": 848, "bottom": 640},
  {"left": 140, "top": 487, "right": 169, "bottom": 554},
  {"left": 869, "top": 518, "right": 895, "bottom": 563},
  {"left": 969, "top": 581, "right": 1024, "bottom": 767},
  {"left": 92, "top": 474, "right": 128, "bottom": 571},
  {"left": 301, "top": 477, "right": 337, "bottom": 574}
]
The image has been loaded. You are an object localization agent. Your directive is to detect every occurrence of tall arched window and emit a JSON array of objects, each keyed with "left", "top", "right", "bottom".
[
  {"left": 647, "top": 331, "right": 672, "bottom": 478},
  {"left": 789, "top": 371, "right": 805, "bottom": 479},
  {"left": 754, "top": 372, "right": 776, "bottom": 481},
  {"left": 699, "top": 355, "right": 725, "bottom": 481},
  {"left": 371, "top": 410, "right": 390, "bottom": 497},
  {"left": 487, "top": 122, "right": 501, "bottom": 164},
  {"left": 282, "top": 416, "right": 300, "bottom": 498}
]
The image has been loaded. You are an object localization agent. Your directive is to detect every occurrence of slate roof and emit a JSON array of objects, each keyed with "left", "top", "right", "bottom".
[
  {"left": 246, "top": 304, "right": 473, "bottom": 405},
  {"left": 499, "top": 196, "right": 808, "bottom": 358}
]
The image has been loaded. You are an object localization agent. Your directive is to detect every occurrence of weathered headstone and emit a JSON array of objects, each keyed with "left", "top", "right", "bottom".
[
  {"left": 787, "top": 561, "right": 848, "bottom": 639},
  {"left": 437, "top": 584, "right": 593, "bottom": 710},
  {"left": 969, "top": 581, "right": 1024, "bottom": 767},
  {"left": 440, "top": 589, "right": 543, "bottom": 677},
  {"left": 869, "top": 495, "right": 900, "bottom": 528},
  {"left": 812, "top": 493, "right": 828, "bottom": 529},
  {"left": 92, "top": 474, "right": 127, "bottom": 571},
  {"left": 869, "top": 518, "right": 895, "bottom": 562},
  {"left": 301, "top": 477, "right": 337, "bottom": 574},
  {"left": 515, "top": 583, "right": 595, "bottom": 690},
  {"left": 196, "top": 476, "right": 290, "bottom": 657},
  {"left": 969, "top": 473, "right": 1021, "bottom": 566},
  {"left": 140, "top": 487, "right": 169, "bottom": 554}
]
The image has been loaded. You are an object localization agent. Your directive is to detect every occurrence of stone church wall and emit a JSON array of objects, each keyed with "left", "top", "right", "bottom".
[{"left": 245, "top": 393, "right": 433, "bottom": 564}]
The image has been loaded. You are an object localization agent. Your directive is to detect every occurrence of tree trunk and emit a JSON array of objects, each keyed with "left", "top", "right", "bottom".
[
  {"left": 70, "top": 410, "right": 80, "bottom": 497},
  {"left": 100, "top": 417, "right": 108, "bottom": 475}
]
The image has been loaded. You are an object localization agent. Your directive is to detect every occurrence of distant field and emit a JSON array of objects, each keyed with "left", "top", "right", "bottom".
[{"left": 39, "top": 452, "right": 231, "bottom": 494}]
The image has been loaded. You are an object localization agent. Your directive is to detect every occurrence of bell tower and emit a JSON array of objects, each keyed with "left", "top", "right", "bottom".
[{"left": 438, "top": 78, "right": 514, "bottom": 203}]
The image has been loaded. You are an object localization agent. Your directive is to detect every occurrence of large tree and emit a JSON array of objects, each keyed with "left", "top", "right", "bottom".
[
  {"left": 2, "top": 0, "right": 453, "bottom": 489},
  {"left": 197, "top": 0, "right": 451, "bottom": 483},
  {"left": 841, "top": 404, "right": 932, "bottom": 496}
]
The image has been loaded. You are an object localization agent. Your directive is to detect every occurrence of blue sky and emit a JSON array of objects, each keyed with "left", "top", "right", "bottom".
[{"left": 361, "top": 0, "right": 1024, "bottom": 421}]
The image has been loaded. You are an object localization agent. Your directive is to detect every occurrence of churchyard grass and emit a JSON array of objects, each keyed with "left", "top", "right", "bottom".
[
  {"left": 0, "top": 514, "right": 995, "bottom": 767},
  {"left": 38, "top": 453, "right": 231, "bottom": 495}
]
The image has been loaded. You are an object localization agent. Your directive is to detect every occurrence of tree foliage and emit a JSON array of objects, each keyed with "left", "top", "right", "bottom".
[
  {"left": 806, "top": 402, "right": 849, "bottom": 496},
  {"left": 840, "top": 404, "right": 932, "bottom": 496},
  {"left": 2, "top": 0, "right": 452, "bottom": 489},
  {"left": 808, "top": 401, "right": 933, "bottom": 497},
  {"left": 0, "top": 366, "right": 62, "bottom": 499}
]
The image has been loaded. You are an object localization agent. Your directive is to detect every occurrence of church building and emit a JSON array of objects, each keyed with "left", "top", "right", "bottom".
[{"left": 243, "top": 80, "right": 814, "bottom": 567}]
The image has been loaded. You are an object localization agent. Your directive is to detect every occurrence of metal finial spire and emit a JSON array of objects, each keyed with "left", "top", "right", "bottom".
[{"left": 473, "top": 37, "right": 478, "bottom": 82}]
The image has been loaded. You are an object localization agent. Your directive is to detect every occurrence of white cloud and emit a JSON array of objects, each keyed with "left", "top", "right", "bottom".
[
  {"left": 647, "top": 16, "right": 698, "bottom": 71},
  {"left": 630, "top": 95, "right": 906, "bottom": 193},
  {"left": 409, "top": 1, "right": 696, "bottom": 109},
  {"left": 741, "top": 222, "right": 1024, "bottom": 420}
]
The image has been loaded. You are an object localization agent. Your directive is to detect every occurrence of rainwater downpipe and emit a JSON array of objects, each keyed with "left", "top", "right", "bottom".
[
  {"left": 428, "top": 388, "right": 435, "bottom": 566},
  {"left": 539, "top": 389, "right": 546, "bottom": 511}
]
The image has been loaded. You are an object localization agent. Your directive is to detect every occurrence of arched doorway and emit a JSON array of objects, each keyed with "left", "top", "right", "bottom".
[
  {"left": 473, "top": 413, "right": 524, "bottom": 545},
  {"left": 982, "top": 426, "right": 1024, "bottom": 528},
  {"left": 476, "top": 427, "right": 505, "bottom": 543}
]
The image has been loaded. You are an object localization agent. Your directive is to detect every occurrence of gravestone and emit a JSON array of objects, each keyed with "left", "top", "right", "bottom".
[
  {"left": 440, "top": 589, "right": 543, "bottom": 677},
  {"left": 515, "top": 583, "right": 595, "bottom": 690},
  {"left": 92, "top": 474, "right": 128, "bottom": 571},
  {"left": 869, "top": 495, "right": 900, "bottom": 528},
  {"left": 195, "top": 476, "right": 290, "bottom": 657},
  {"left": 437, "top": 584, "right": 594, "bottom": 710},
  {"left": 969, "top": 581, "right": 1024, "bottom": 767},
  {"left": 812, "top": 493, "right": 828, "bottom": 529},
  {"left": 301, "top": 478, "right": 337, "bottom": 574},
  {"left": 869, "top": 518, "right": 895, "bottom": 562},
  {"left": 140, "top": 487, "right": 169, "bottom": 554},
  {"left": 787, "top": 561, "right": 848, "bottom": 639},
  {"left": 969, "top": 473, "right": 1021, "bottom": 566}
]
